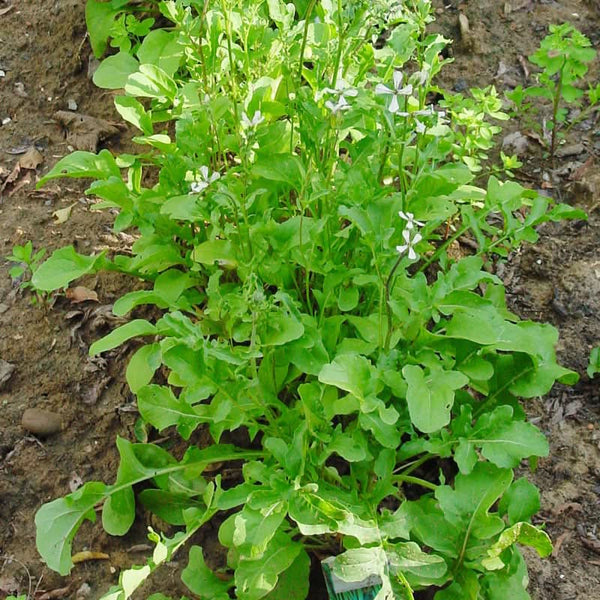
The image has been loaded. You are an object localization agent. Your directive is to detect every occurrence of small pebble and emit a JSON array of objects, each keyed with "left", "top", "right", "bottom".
[
  {"left": 1, "top": 117, "right": 11, "bottom": 126},
  {"left": 76, "top": 582, "right": 92, "bottom": 600},
  {"left": 67, "top": 98, "right": 78, "bottom": 111},
  {"left": 21, "top": 408, "right": 62, "bottom": 437},
  {"left": 0, "top": 69, "right": 5, "bottom": 78}
]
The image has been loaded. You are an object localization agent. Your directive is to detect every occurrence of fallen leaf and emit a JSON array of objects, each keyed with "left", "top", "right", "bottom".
[
  {"left": 66, "top": 286, "right": 99, "bottom": 304},
  {"left": 552, "top": 531, "right": 572, "bottom": 556},
  {"left": 580, "top": 537, "right": 600, "bottom": 555},
  {"left": 0, "top": 162, "right": 20, "bottom": 193},
  {"left": 37, "top": 587, "right": 71, "bottom": 600},
  {"left": 588, "top": 560, "right": 600, "bottom": 567},
  {"left": 52, "top": 202, "right": 77, "bottom": 224},
  {"left": 72, "top": 550, "right": 110, "bottom": 564},
  {"left": 54, "top": 110, "right": 123, "bottom": 152},
  {"left": 18, "top": 147, "right": 44, "bottom": 170}
]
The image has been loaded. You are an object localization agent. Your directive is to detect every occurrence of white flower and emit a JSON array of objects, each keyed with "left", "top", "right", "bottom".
[
  {"left": 415, "top": 119, "right": 427, "bottom": 134},
  {"left": 375, "top": 71, "right": 413, "bottom": 113},
  {"left": 319, "top": 79, "right": 358, "bottom": 115},
  {"left": 325, "top": 96, "right": 352, "bottom": 115},
  {"left": 398, "top": 211, "right": 424, "bottom": 230},
  {"left": 190, "top": 165, "right": 220, "bottom": 194},
  {"left": 396, "top": 228, "right": 422, "bottom": 260},
  {"left": 241, "top": 110, "right": 265, "bottom": 129}
]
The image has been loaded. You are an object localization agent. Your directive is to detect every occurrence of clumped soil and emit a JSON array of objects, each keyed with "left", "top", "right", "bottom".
[{"left": 0, "top": 1, "right": 599, "bottom": 599}]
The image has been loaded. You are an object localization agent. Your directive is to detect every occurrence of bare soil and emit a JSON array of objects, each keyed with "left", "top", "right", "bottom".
[{"left": 0, "top": 1, "right": 599, "bottom": 599}]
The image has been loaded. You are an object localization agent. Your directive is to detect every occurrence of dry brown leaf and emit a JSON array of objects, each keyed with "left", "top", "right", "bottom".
[
  {"left": 8, "top": 173, "right": 32, "bottom": 197},
  {"left": 54, "top": 110, "right": 123, "bottom": 152},
  {"left": 66, "top": 286, "right": 99, "bottom": 304},
  {"left": 580, "top": 537, "right": 600, "bottom": 555},
  {"left": 0, "top": 163, "right": 20, "bottom": 193},
  {"left": 72, "top": 550, "right": 110, "bottom": 563},
  {"left": 18, "top": 147, "right": 44, "bottom": 170},
  {"left": 552, "top": 531, "right": 572, "bottom": 556},
  {"left": 37, "top": 587, "right": 71, "bottom": 600},
  {"left": 52, "top": 202, "right": 77, "bottom": 224}
]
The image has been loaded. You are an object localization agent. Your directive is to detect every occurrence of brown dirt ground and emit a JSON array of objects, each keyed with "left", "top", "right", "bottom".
[{"left": 0, "top": 1, "right": 599, "bottom": 599}]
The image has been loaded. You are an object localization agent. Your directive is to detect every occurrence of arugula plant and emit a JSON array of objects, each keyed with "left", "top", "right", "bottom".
[
  {"left": 507, "top": 23, "right": 599, "bottom": 162},
  {"left": 32, "top": 1, "right": 584, "bottom": 599}
]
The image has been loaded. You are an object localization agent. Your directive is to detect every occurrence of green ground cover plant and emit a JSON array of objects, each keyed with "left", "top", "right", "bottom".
[
  {"left": 506, "top": 22, "right": 599, "bottom": 162},
  {"left": 30, "top": 1, "right": 585, "bottom": 598}
]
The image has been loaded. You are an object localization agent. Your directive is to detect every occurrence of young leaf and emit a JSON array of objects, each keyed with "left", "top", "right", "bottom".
[
  {"left": 93, "top": 52, "right": 140, "bottom": 89},
  {"left": 37, "top": 149, "right": 120, "bottom": 186},
  {"left": 436, "top": 463, "right": 513, "bottom": 541},
  {"left": 89, "top": 319, "right": 157, "bottom": 355},
  {"left": 35, "top": 481, "right": 107, "bottom": 575},
  {"left": 137, "top": 29, "right": 183, "bottom": 77},
  {"left": 498, "top": 478, "right": 541, "bottom": 526},
  {"left": 137, "top": 384, "right": 205, "bottom": 440},
  {"left": 235, "top": 532, "right": 303, "bottom": 600},
  {"left": 182, "top": 545, "right": 232, "bottom": 599},
  {"left": 125, "top": 64, "right": 177, "bottom": 102},
  {"left": 31, "top": 246, "right": 104, "bottom": 291},
  {"left": 114, "top": 96, "right": 153, "bottom": 134},
  {"left": 481, "top": 522, "right": 552, "bottom": 570},
  {"left": 126, "top": 343, "right": 162, "bottom": 392},
  {"left": 85, "top": 0, "right": 120, "bottom": 57},
  {"left": 403, "top": 365, "right": 468, "bottom": 433}
]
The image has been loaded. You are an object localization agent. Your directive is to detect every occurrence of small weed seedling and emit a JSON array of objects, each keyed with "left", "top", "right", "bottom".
[
  {"left": 508, "top": 23, "right": 599, "bottom": 162},
  {"left": 6, "top": 241, "right": 47, "bottom": 303}
]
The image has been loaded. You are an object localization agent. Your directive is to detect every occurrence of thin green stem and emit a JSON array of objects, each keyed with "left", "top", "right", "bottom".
[
  {"left": 393, "top": 474, "right": 438, "bottom": 491},
  {"left": 384, "top": 253, "right": 403, "bottom": 351},
  {"left": 550, "top": 58, "right": 566, "bottom": 164}
]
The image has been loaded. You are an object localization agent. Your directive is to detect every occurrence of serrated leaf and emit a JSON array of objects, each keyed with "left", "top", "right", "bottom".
[
  {"left": 137, "top": 384, "right": 204, "bottom": 440},
  {"left": 436, "top": 463, "right": 513, "bottom": 542},
  {"left": 474, "top": 406, "right": 549, "bottom": 468}
]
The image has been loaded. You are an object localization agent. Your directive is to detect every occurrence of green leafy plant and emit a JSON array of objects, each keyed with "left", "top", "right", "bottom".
[
  {"left": 31, "top": 1, "right": 584, "bottom": 599},
  {"left": 6, "top": 241, "right": 47, "bottom": 302},
  {"left": 509, "top": 23, "right": 598, "bottom": 161}
]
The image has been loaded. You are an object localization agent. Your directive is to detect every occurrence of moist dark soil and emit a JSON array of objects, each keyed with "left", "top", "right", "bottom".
[{"left": 1, "top": 1, "right": 599, "bottom": 599}]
